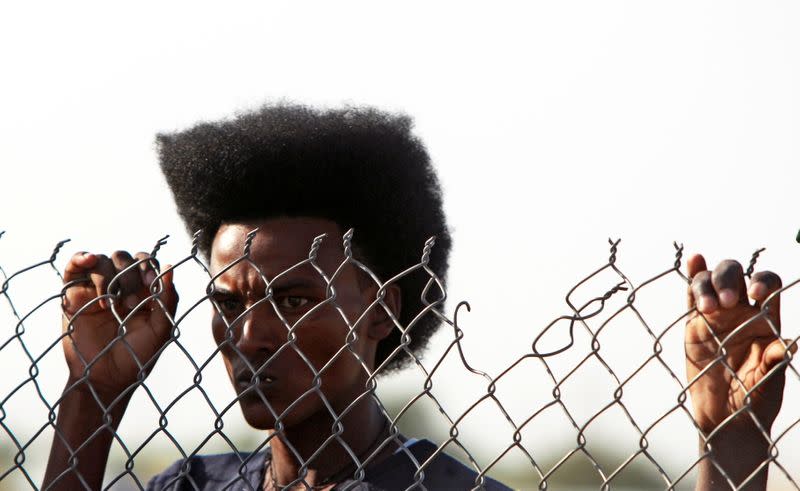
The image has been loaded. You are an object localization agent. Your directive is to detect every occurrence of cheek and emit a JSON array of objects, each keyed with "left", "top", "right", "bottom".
[
  {"left": 211, "top": 310, "right": 246, "bottom": 347},
  {"left": 288, "top": 316, "right": 355, "bottom": 377},
  {"left": 211, "top": 314, "right": 228, "bottom": 346},
  {"left": 294, "top": 323, "right": 343, "bottom": 367},
  {"left": 211, "top": 314, "right": 238, "bottom": 375},
  {"left": 296, "top": 316, "right": 368, "bottom": 380}
]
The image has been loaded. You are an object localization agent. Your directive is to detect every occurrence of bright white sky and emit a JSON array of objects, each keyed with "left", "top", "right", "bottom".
[{"left": 1, "top": 1, "right": 799, "bottom": 489}]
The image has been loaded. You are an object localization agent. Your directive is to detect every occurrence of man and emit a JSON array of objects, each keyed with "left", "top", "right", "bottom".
[{"left": 43, "top": 104, "right": 790, "bottom": 490}]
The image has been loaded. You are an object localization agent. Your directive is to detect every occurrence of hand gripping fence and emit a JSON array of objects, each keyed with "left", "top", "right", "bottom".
[{"left": 0, "top": 230, "right": 798, "bottom": 490}]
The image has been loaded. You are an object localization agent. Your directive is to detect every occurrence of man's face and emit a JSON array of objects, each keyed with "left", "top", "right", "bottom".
[{"left": 209, "top": 217, "right": 382, "bottom": 430}]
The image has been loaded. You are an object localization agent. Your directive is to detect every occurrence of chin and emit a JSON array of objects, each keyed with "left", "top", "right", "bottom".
[
  {"left": 240, "top": 396, "right": 323, "bottom": 432},
  {"left": 243, "top": 413, "right": 276, "bottom": 430},
  {"left": 238, "top": 396, "right": 279, "bottom": 430}
]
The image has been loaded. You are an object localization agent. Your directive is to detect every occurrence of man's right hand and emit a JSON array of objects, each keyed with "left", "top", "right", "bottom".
[{"left": 61, "top": 250, "right": 178, "bottom": 398}]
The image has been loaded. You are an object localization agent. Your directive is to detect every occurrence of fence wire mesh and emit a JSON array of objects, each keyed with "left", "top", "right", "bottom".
[{"left": 0, "top": 230, "right": 798, "bottom": 491}]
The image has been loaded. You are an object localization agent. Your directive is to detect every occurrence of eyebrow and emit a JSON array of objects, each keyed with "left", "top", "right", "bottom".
[{"left": 210, "top": 277, "right": 326, "bottom": 297}]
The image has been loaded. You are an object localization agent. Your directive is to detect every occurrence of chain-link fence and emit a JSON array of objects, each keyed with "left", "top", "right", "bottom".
[{"left": 1, "top": 230, "right": 798, "bottom": 490}]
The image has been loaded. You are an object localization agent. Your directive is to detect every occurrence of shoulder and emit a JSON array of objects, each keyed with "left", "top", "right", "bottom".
[
  {"left": 145, "top": 450, "right": 268, "bottom": 491},
  {"left": 362, "top": 440, "right": 513, "bottom": 491}
]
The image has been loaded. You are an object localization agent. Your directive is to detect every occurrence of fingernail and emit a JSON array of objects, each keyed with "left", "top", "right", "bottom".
[
  {"left": 748, "top": 283, "right": 766, "bottom": 299},
  {"left": 698, "top": 295, "right": 716, "bottom": 313},
  {"left": 718, "top": 289, "right": 737, "bottom": 308},
  {"left": 125, "top": 295, "right": 139, "bottom": 310},
  {"left": 145, "top": 271, "right": 157, "bottom": 288}
]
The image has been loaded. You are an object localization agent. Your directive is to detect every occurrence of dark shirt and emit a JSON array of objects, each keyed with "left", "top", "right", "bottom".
[{"left": 146, "top": 439, "right": 512, "bottom": 491}]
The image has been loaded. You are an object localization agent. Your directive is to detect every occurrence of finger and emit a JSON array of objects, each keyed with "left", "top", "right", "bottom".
[
  {"left": 148, "top": 264, "right": 179, "bottom": 340},
  {"left": 690, "top": 270, "right": 718, "bottom": 314},
  {"left": 134, "top": 252, "right": 160, "bottom": 292},
  {"left": 711, "top": 260, "right": 747, "bottom": 309},
  {"left": 110, "top": 250, "right": 142, "bottom": 310},
  {"left": 87, "top": 254, "right": 116, "bottom": 310},
  {"left": 762, "top": 338, "right": 796, "bottom": 373},
  {"left": 687, "top": 253, "right": 708, "bottom": 279},
  {"left": 749, "top": 270, "right": 782, "bottom": 315},
  {"left": 686, "top": 254, "right": 708, "bottom": 309},
  {"left": 64, "top": 251, "right": 99, "bottom": 282},
  {"left": 63, "top": 252, "right": 100, "bottom": 314}
]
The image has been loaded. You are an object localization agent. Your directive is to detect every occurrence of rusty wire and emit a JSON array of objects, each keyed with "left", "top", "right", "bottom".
[{"left": 0, "top": 230, "right": 798, "bottom": 490}]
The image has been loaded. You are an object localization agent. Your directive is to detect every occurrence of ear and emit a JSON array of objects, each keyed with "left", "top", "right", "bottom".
[{"left": 365, "top": 284, "right": 402, "bottom": 342}]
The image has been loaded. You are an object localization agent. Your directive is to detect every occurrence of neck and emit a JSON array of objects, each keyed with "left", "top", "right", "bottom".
[{"left": 267, "top": 396, "right": 395, "bottom": 488}]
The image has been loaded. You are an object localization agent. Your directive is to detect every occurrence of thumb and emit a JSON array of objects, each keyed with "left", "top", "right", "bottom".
[
  {"left": 761, "top": 337, "right": 796, "bottom": 374},
  {"left": 148, "top": 264, "right": 178, "bottom": 339}
]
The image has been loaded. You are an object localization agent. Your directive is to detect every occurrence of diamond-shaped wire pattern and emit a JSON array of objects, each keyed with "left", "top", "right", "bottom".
[{"left": 0, "top": 230, "right": 798, "bottom": 490}]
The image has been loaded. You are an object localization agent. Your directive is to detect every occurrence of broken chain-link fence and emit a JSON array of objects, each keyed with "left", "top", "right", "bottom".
[{"left": 1, "top": 230, "right": 798, "bottom": 490}]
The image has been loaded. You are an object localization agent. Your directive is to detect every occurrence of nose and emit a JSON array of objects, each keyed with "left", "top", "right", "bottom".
[{"left": 235, "top": 301, "right": 285, "bottom": 355}]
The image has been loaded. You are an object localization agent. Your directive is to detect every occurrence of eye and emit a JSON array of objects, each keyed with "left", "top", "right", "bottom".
[
  {"left": 276, "top": 296, "right": 309, "bottom": 311},
  {"left": 216, "top": 297, "right": 243, "bottom": 314}
]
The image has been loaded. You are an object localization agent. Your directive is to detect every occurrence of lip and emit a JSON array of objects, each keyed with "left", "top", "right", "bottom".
[{"left": 234, "top": 368, "right": 277, "bottom": 388}]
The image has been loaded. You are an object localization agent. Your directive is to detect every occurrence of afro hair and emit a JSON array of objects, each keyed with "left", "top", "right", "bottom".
[{"left": 156, "top": 103, "right": 451, "bottom": 372}]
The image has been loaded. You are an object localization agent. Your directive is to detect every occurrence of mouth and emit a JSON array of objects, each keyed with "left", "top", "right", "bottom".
[{"left": 234, "top": 369, "right": 276, "bottom": 389}]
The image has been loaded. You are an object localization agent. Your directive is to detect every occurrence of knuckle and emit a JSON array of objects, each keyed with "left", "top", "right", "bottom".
[
  {"left": 753, "top": 270, "right": 782, "bottom": 288},
  {"left": 112, "top": 269, "right": 131, "bottom": 285},
  {"left": 718, "top": 259, "right": 743, "bottom": 274},
  {"left": 63, "top": 286, "right": 84, "bottom": 302},
  {"left": 144, "top": 256, "right": 160, "bottom": 269},
  {"left": 720, "top": 258, "right": 742, "bottom": 268},
  {"left": 692, "top": 270, "right": 711, "bottom": 288},
  {"left": 711, "top": 260, "right": 744, "bottom": 287},
  {"left": 134, "top": 252, "right": 152, "bottom": 263},
  {"left": 111, "top": 250, "right": 133, "bottom": 263},
  {"left": 92, "top": 255, "right": 113, "bottom": 274}
]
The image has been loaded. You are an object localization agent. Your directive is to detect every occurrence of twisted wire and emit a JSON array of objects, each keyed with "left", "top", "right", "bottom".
[{"left": 0, "top": 231, "right": 797, "bottom": 490}]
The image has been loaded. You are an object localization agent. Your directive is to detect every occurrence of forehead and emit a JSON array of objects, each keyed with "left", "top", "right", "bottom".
[{"left": 210, "top": 217, "right": 347, "bottom": 278}]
